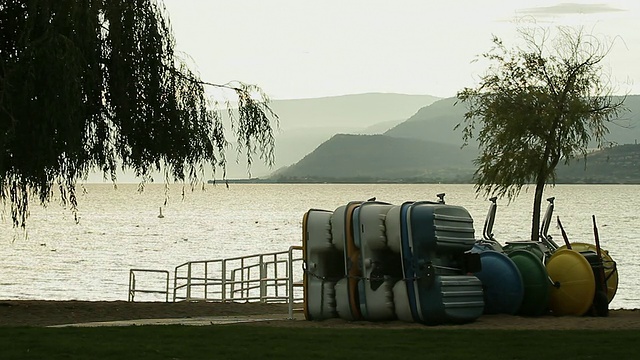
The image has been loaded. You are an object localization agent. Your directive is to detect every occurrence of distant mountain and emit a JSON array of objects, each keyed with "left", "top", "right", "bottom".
[
  {"left": 605, "top": 95, "right": 640, "bottom": 146},
  {"left": 384, "top": 95, "right": 640, "bottom": 147},
  {"left": 271, "top": 134, "right": 476, "bottom": 182},
  {"left": 359, "top": 119, "right": 407, "bottom": 135},
  {"left": 272, "top": 137, "right": 640, "bottom": 184},
  {"left": 271, "top": 95, "right": 640, "bottom": 183},
  {"left": 384, "top": 97, "right": 468, "bottom": 146},
  {"left": 270, "top": 93, "right": 440, "bottom": 131},
  {"left": 556, "top": 144, "right": 640, "bottom": 183},
  {"left": 220, "top": 93, "right": 440, "bottom": 179},
  {"left": 269, "top": 96, "right": 477, "bottom": 183}
]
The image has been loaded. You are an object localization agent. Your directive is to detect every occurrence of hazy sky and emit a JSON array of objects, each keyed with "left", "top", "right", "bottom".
[{"left": 162, "top": 0, "right": 640, "bottom": 99}]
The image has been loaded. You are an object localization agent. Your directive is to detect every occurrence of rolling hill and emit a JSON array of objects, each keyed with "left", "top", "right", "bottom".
[
  {"left": 221, "top": 93, "right": 440, "bottom": 179},
  {"left": 271, "top": 95, "right": 640, "bottom": 183},
  {"left": 383, "top": 97, "right": 469, "bottom": 146},
  {"left": 384, "top": 95, "right": 640, "bottom": 147},
  {"left": 271, "top": 134, "right": 476, "bottom": 183},
  {"left": 556, "top": 144, "right": 640, "bottom": 183}
]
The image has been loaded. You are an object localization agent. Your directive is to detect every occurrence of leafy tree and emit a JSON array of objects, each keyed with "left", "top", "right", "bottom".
[
  {"left": 0, "top": 0, "right": 277, "bottom": 227},
  {"left": 456, "top": 26, "right": 626, "bottom": 242}
]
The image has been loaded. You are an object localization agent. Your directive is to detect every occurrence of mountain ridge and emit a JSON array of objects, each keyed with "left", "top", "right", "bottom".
[{"left": 271, "top": 95, "right": 640, "bottom": 183}]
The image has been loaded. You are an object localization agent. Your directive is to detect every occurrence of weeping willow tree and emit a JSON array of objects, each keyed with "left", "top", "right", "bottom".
[
  {"left": 456, "top": 26, "right": 626, "bottom": 242},
  {"left": 0, "top": 0, "right": 277, "bottom": 227}
]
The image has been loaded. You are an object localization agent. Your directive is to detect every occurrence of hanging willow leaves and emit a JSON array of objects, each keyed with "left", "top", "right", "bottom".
[{"left": 0, "top": 0, "right": 277, "bottom": 227}]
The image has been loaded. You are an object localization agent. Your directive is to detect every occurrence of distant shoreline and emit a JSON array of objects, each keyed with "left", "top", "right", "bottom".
[
  {"left": 206, "top": 179, "right": 640, "bottom": 185},
  {"left": 80, "top": 180, "right": 640, "bottom": 186}
]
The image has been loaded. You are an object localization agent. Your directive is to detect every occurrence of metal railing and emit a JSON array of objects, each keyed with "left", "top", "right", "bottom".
[
  {"left": 288, "top": 245, "right": 304, "bottom": 319},
  {"left": 173, "top": 247, "right": 304, "bottom": 303},
  {"left": 128, "top": 269, "right": 170, "bottom": 302},
  {"left": 128, "top": 246, "right": 304, "bottom": 309}
]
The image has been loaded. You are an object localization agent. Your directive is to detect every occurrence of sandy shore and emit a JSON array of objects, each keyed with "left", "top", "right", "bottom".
[{"left": 1, "top": 300, "right": 638, "bottom": 329}]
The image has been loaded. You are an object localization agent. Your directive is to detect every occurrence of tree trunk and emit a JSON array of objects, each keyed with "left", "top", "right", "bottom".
[{"left": 530, "top": 179, "right": 545, "bottom": 242}]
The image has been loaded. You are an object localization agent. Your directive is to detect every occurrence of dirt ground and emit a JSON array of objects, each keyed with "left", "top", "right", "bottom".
[{"left": 0, "top": 300, "right": 638, "bottom": 329}]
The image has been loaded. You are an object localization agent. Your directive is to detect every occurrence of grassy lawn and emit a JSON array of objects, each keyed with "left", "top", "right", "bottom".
[{"left": 1, "top": 325, "right": 636, "bottom": 360}]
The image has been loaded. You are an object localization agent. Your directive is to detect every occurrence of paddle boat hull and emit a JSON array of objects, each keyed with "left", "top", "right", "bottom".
[
  {"left": 332, "top": 201, "right": 364, "bottom": 321},
  {"left": 302, "top": 209, "right": 343, "bottom": 320},
  {"left": 355, "top": 201, "right": 402, "bottom": 321},
  {"left": 392, "top": 201, "right": 484, "bottom": 324}
]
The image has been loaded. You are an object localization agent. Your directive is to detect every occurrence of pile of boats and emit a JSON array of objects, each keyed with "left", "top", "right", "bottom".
[{"left": 302, "top": 195, "right": 618, "bottom": 325}]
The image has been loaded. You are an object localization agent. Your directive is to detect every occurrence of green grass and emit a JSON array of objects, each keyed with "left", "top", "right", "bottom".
[{"left": 1, "top": 326, "right": 636, "bottom": 360}]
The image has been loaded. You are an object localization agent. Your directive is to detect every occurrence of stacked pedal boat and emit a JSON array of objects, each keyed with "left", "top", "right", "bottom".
[{"left": 303, "top": 199, "right": 484, "bottom": 325}]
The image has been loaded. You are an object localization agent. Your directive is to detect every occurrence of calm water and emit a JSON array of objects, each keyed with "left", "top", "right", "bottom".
[{"left": 1, "top": 183, "right": 638, "bottom": 309}]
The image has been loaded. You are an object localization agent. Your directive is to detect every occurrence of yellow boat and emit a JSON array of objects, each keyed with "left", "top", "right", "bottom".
[
  {"left": 546, "top": 249, "right": 596, "bottom": 316},
  {"left": 557, "top": 242, "right": 618, "bottom": 303}
]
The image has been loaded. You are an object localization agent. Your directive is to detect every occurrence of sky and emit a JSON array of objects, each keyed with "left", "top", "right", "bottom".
[{"left": 162, "top": 0, "right": 640, "bottom": 100}]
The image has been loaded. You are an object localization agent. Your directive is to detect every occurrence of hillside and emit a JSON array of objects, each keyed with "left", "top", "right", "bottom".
[
  {"left": 271, "top": 134, "right": 476, "bottom": 183},
  {"left": 273, "top": 139, "right": 640, "bottom": 184},
  {"left": 384, "top": 97, "right": 468, "bottom": 146},
  {"left": 221, "top": 93, "right": 440, "bottom": 179},
  {"left": 383, "top": 95, "right": 640, "bottom": 147},
  {"left": 271, "top": 93, "right": 640, "bottom": 183},
  {"left": 269, "top": 93, "right": 440, "bottom": 130},
  {"left": 556, "top": 144, "right": 640, "bottom": 183}
]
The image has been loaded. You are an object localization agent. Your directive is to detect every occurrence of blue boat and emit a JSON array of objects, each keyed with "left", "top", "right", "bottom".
[
  {"left": 471, "top": 249, "right": 524, "bottom": 315},
  {"left": 394, "top": 199, "right": 484, "bottom": 324}
]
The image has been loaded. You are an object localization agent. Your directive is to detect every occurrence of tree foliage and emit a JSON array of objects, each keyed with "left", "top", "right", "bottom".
[
  {"left": 456, "top": 26, "right": 626, "bottom": 241},
  {"left": 0, "top": 0, "right": 277, "bottom": 227}
]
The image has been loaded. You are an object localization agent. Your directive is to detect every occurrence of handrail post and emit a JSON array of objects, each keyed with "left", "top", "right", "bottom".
[
  {"left": 287, "top": 246, "right": 304, "bottom": 319},
  {"left": 222, "top": 259, "right": 227, "bottom": 302},
  {"left": 165, "top": 271, "right": 170, "bottom": 302},
  {"left": 204, "top": 261, "right": 209, "bottom": 301},
  {"left": 173, "top": 266, "right": 178, "bottom": 302},
  {"left": 288, "top": 247, "right": 294, "bottom": 319},
  {"left": 260, "top": 254, "right": 266, "bottom": 303},
  {"left": 128, "top": 271, "right": 135, "bottom": 302},
  {"left": 273, "top": 253, "right": 279, "bottom": 299},
  {"left": 186, "top": 262, "right": 192, "bottom": 302},
  {"left": 241, "top": 257, "right": 246, "bottom": 300}
]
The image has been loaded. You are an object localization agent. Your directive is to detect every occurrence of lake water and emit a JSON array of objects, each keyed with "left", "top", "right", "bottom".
[{"left": 0, "top": 183, "right": 638, "bottom": 309}]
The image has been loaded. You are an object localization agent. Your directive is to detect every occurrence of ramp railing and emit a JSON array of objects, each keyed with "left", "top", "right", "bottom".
[
  {"left": 128, "top": 246, "right": 304, "bottom": 307},
  {"left": 288, "top": 245, "right": 304, "bottom": 319},
  {"left": 128, "top": 269, "right": 170, "bottom": 302}
]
